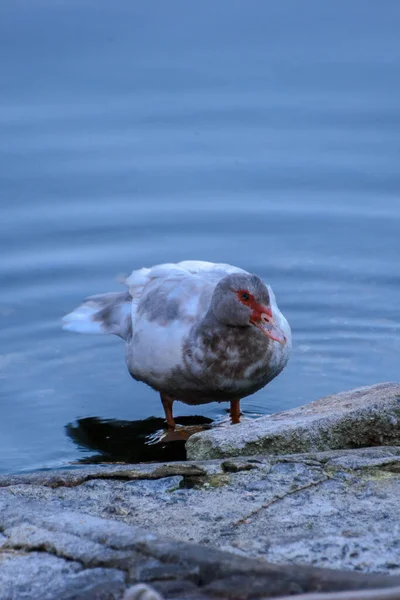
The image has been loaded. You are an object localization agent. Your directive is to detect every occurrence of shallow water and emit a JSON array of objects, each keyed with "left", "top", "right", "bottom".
[{"left": 1, "top": 1, "right": 400, "bottom": 473}]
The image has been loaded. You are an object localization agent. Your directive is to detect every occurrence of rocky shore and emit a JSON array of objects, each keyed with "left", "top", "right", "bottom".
[{"left": 1, "top": 383, "right": 400, "bottom": 599}]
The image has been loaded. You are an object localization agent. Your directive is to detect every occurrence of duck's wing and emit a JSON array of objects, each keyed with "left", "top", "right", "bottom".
[
  {"left": 125, "top": 260, "right": 246, "bottom": 326},
  {"left": 62, "top": 261, "right": 247, "bottom": 346},
  {"left": 125, "top": 260, "right": 245, "bottom": 296}
]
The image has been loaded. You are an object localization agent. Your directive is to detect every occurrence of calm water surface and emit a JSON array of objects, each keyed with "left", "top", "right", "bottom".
[{"left": 1, "top": 1, "right": 400, "bottom": 473}]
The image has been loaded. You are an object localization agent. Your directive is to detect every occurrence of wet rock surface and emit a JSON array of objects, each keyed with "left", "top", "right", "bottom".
[
  {"left": 186, "top": 383, "right": 400, "bottom": 460},
  {"left": 1, "top": 446, "right": 400, "bottom": 598}
]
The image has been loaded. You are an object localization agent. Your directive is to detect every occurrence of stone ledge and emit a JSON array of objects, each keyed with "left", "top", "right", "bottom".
[{"left": 186, "top": 383, "right": 400, "bottom": 460}]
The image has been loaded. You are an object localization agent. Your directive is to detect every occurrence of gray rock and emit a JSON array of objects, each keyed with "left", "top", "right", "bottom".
[
  {"left": 2, "top": 446, "right": 400, "bottom": 599},
  {"left": 0, "top": 551, "right": 125, "bottom": 600},
  {"left": 186, "top": 383, "right": 400, "bottom": 460},
  {"left": 0, "top": 462, "right": 207, "bottom": 489},
  {"left": 2, "top": 481, "right": 399, "bottom": 600},
  {"left": 123, "top": 584, "right": 163, "bottom": 600}
]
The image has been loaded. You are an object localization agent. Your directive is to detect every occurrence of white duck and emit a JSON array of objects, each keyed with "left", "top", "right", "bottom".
[{"left": 63, "top": 261, "right": 291, "bottom": 429}]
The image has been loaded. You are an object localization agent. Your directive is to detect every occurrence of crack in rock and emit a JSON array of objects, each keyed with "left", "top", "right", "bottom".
[{"left": 232, "top": 474, "right": 331, "bottom": 527}]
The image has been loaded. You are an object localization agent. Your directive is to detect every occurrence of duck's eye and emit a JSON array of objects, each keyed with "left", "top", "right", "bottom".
[{"left": 241, "top": 292, "right": 250, "bottom": 302}]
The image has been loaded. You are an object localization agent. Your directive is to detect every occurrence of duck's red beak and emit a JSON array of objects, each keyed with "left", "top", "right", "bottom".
[{"left": 250, "top": 306, "right": 286, "bottom": 345}]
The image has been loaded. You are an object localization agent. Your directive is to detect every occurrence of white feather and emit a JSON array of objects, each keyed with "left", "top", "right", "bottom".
[{"left": 62, "top": 305, "right": 104, "bottom": 334}]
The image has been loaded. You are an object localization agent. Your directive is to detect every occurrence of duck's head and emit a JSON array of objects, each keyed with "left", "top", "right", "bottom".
[{"left": 211, "top": 273, "right": 286, "bottom": 344}]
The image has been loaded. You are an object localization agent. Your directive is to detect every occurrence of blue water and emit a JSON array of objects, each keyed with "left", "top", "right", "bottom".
[{"left": 1, "top": 1, "right": 399, "bottom": 473}]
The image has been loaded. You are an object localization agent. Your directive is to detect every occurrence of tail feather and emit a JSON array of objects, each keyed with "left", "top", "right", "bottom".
[{"left": 62, "top": 292, "right": 132, "bottom": 340}]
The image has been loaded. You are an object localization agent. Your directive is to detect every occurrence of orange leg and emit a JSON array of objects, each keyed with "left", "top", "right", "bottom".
[
  {"left": 161, "top": 394, "right": 176, "bottom": 430},
  {"left": 230, "top": 399, "right": 241, "bottom": 424}
]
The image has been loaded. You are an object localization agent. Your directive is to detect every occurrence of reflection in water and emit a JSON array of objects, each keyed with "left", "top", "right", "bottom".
[{"left": 66, "top": 415, "right": 213, "bottom": 464}]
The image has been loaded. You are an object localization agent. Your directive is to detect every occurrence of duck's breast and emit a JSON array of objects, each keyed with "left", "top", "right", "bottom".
[{"left": 161, "top": 320, "right": 287, "bottom": 404}]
